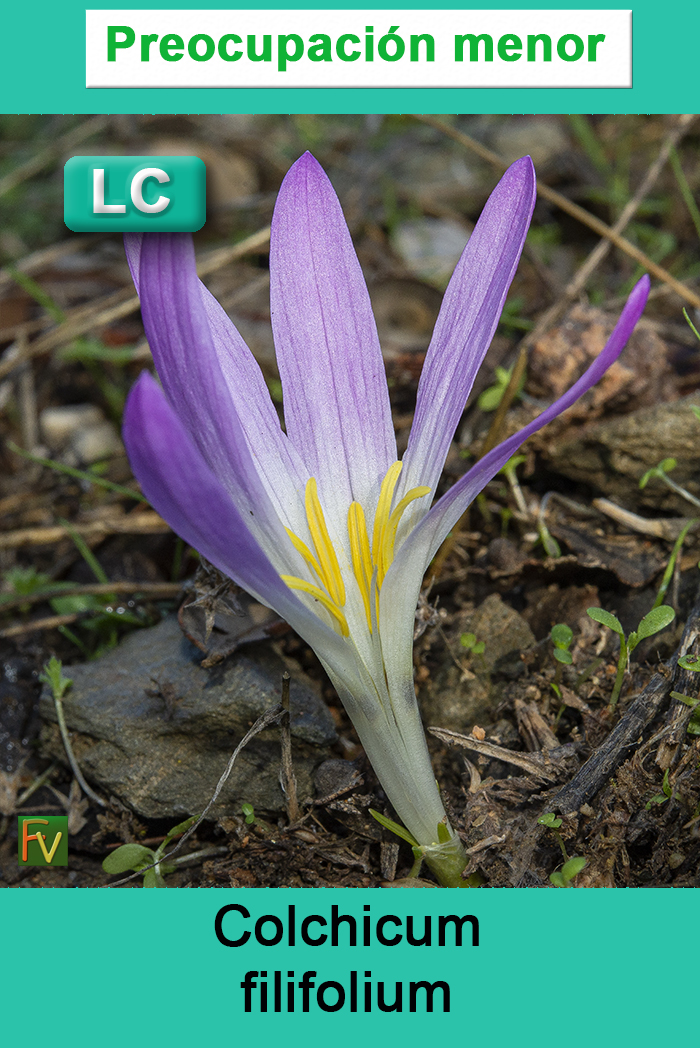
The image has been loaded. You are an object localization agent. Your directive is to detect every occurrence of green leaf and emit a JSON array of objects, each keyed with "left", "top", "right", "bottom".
[
  {"left": 369, "top": 809, "right": 419, "bottom": 847},
  {"left": 670, "top": 690, "right": 700, "bottom": 708},
  {"left": 561, "top": 856, "right": 586, "bottom": 881},
  {"left": 635, "top": 605, "right": 675, "bottom": 642},
  {"left": 538, "top": 812, "right": 562, "bottom": 829},
  {"left": 687, "top": 710, "right": 700, "bottom": 736},
  {"left": 38, "top": 656, "right": 73, "bottom": 700},
  {"left": 553, "top": 649, "right": 573, "bottom": 665},
  {"left": 678, "top": 655, "right": 700, "bottom": 672},
  {"left": 50, "top": 594, "right": 106, "bottom": 615},
  {"left": 436, "top": 821, "right": 451, "bottom": 844},
  {"left": 551, "top": 623, "right": 573, "bottom": 649},
  {"left": 549, "top": 871, "right": 566, "bottom": 887},
  {"left": 163, "top": 815, "right": 197, "bottom": 846},
  {"left": 477, "top": 385, "right": 504, "bottom": 412},
  {"left": 639, "top": 458, "right": 677, "bottom": 489},
  {"left": 142, "top": 867, "right": 167, "bottom": 888},
  {"left": 241, "top": 803, "right": 256, "bottom": 825},
  {"left": 460, "top": 632, "right": 477, "bottom": 649},
  {"left": 586, "top": 607, "right": 623, "bottom": 635},
  {"left": 102, "top": 843, "right": 155, "bottom": 874}
]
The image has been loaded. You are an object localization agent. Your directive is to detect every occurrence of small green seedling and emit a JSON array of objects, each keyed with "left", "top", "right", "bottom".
[
  {"left": 38, "top": 656, "right": 73, "bottom": 701},
  {"left": 551, "top": 624, "right": 573, "bottom": 665},
  {"left": 645, "top": 769, "right": 674, "bottom": 810},
  {"left": 538, "top": 812, "right": 586, "bottom": 887},
  {"left": 550, "top": 623, "right": 573, "bottom": 700},
  {"left": 102, "top": 816, "right": 197, "bottom": 887},
  {"left": 669, "top": 660, "right": 700, "bottom": 735},
  {"left": 499, "top": 454, "right": 528, "bottom": 516},
  {"left": 478, "top": 366, "right": 522, "bottom": 412},
  {"left": 549, "top": 856, "right": 587, "bottom": 888},
  {"left": 241, "top": 803, "right": 256, "bottom": 825},
  {"left": 640, "top": 457, "right": 700, "bottom": 511},
  {"left": 586, "top": 605, "right": 676, "bottom": 711},
  {"left": 460, "top": 632, "right": 485, "bottom": 656},
  {"left": 652, "top": 518, "right": 698, "bottom": 609}
]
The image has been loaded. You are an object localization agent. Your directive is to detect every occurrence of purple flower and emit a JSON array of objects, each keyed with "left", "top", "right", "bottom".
[{"left": 123, "top": 152, "right": 649, "bottom": 886}]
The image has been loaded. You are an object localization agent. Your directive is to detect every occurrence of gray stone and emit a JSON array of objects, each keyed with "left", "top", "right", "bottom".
[
  {"left": 40, "top": 617, "right": 336, "bottom": 819},
  {"left": 492, "top": 117, "right": 570, "bottom": 169},
  {"left": 39, "top": 403, "right": 122, "bottom": 465},
  {"left": 391, "top": 217, "right": 470, "bottom": 289},
  {"left": 419, "top": 594, "right": 535, "bottom": 732}
]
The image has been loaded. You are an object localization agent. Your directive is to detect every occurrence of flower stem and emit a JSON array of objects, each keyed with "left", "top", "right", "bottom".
[{"left": 420, "top": 836, "right": 471, "bottom": 888}]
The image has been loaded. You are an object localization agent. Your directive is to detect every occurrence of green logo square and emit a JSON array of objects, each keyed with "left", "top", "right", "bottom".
[{"left": 18, "top": 816, "right": 69, "bottom": 866}]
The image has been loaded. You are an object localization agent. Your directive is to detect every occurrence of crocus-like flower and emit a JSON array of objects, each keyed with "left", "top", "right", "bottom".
[{"left": 123, "top": 152, "right": 649, "bottom": 887}]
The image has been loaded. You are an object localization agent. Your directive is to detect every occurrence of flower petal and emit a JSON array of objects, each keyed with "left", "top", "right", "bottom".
[
  {"left": 134, "top": 233, "right": 308, "bottom": 536},
  {"left": 400, "top": 156, "right": 536, "bottom": 498},
  {"left": 123, "top": 372, "right": 354, "bottom": 676},
  {"left": 270, "top": 152, "right": 396, "bottom": 515},
  {"left": 124, "top": 232, "right": 144, "bottom": 293},
  {"left": 381, "top": 275, "right": 650, "bottom": 694}
]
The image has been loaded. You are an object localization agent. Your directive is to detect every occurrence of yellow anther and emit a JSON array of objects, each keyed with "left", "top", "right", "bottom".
[
  {"left": 379, "top": 485, "right": 431, "bottom": 583},
  {"left": 284, "top": 526, "right": 324, "bottom": 588},
  {"left": 305, "top": 478, "right": 346, "bottom": 608},
  {"left": 348, "top": 501, "right": 373, "bottom": 633},
  {"left": 281, "top": 464, "right": 430, "bottom": 640},
  {"left": 281, "top": 575, "right": 349, "bottom": 637},
  {"left": 371, "top": 460, "right": 402, "bottom": 574}
]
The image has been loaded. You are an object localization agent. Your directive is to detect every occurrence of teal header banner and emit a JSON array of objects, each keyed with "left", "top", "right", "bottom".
[
  {"left": 1, "top": 0, "right": 699, "bottom": 112},
  {"left": 1, "top": 888, "right": 693, "bottom": 1044}
]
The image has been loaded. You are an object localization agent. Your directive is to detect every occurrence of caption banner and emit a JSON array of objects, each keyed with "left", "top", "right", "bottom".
[{"left": 86, "top": 8, "right": 632, "bottom": 89}]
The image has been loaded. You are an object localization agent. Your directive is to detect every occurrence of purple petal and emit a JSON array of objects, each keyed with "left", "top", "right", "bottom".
[
  {"left": 400, "top": 156, "right": 536, "bottom": 498},
  {"left": 380, "top": 275, "right": 650, "bottom": 678},
  {"left": 124, "top": 232, "right": 144, "bottom": 294},
  {"left": 123, "top": 372, "right": 349, "bottom": 664},
  {"left": 135, "top": 233, "right": 307, "bottom": 535},
  {"left": 270, "top": 152, "right": 395, "bottom": 513}
]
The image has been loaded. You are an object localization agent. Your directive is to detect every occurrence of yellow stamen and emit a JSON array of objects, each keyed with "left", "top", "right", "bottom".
[
  {"left": 305, "top": 477, "right": 346, "bottom": 607},
  {"left": 280, "top": 575, "right": 349, "bottom": 637},
  {"left": 348, "top": 501, "right": 373, "bottom": 633},
  {"left": 371, "top": 461, "right": 402, "bottom": 576},
  {"left": 379, "top": 485, "right": 431, "bottom": 583},
  {"left": 284, "top": 526, "right": 324, "bottom": 588},
  {"left": 281, "top": 463, "right": 430, "bottom": 639}
]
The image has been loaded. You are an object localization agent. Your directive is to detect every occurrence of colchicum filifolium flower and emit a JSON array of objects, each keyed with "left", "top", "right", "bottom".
[{"left": 123, "top": 153, "right": 649, "bottom": 887}]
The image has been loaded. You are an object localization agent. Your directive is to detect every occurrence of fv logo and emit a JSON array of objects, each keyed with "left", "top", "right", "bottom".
[{"left": 18, "top": 816, "right": 69, "bottom": 866}]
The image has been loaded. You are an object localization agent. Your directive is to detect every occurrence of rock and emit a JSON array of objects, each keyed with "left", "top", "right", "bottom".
[
  {"left": 419, "top": 594, "right": 535, "bottom": 732},
  {"left": 369, "top": 278, "right": 442, "bottom": 358},
  {"left": 313, "top": 758, "right": 362, "bottom": 798},
  {"left": 390, "top": 144, "right": 492, "bottom": 211},
  {"left": 40, "top": 617, "right": 336, "bottom": 820},
  {"left": 391, "top": 217, "right": 470, "bottom": 288},
  {"left": 66, "top": 420, "right": 122, "bottom": 465},
  {"left": 39, "top": 403, "right": 122, "bottom": 465},
  {"left": 40, "top": 404, "right": 103, "bottom": 447},
  {"left": 491, "top": 117, "right": 570, "bottom": 169},
  {"left": 527, "top": 305, "right": 675, "bottom": 418},
  {"left": 543, "top": 393, "right": 700, "bottom": 513}
]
